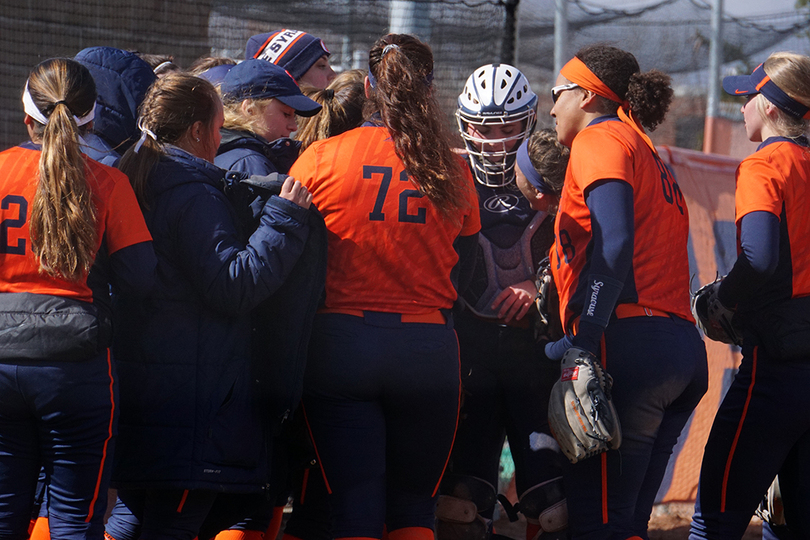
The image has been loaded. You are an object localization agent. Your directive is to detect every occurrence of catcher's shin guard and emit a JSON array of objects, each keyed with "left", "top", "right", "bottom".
[
  {"left": 518, "top": 478, "right": 567, "bottom": 540},
  {"left": 435, "top": 475, "right": 497, "bottom": 540}
]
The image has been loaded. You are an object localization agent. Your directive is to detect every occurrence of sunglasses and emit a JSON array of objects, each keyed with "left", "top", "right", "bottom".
[{"left": 551, "top": 83, "right": 580, "bottom": 104}]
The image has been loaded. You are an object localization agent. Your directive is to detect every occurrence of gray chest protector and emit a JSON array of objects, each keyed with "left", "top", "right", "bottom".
[{"left": 461, "top": 211, "right": 551, "bottom": 319}]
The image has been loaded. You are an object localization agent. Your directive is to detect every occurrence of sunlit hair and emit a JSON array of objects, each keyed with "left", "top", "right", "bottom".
[
  {"left": 222, "top": 97, "right": 275, "bottom": 137},
  {"left": 365, "top": 34, "right": 470, "bottom": 222},
  {"left": 119, "top": 73, "right": 220, "bottom": 208},
  {"left": 26, "top": 58, "right": 98, "bottom": 281},
  {"left": 296, "top": 69, "right": 367, "bottom": 151},
  {"left": 756, "top": 52, "right": 810, "bottom": 138}
]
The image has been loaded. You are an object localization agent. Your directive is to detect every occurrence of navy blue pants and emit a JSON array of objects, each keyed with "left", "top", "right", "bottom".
[
  {"left": 565, "top": 315, "right": 707, "bottom": 540},
  {"left": 690, "top": 340, "right": 810, "bottom": 539},
  {"left": 105, "top": 488, "right": 218, "bottom": 540},
  {"left": 302, "top": 312, "right": 461, "bottom": 539},
  {"left": 450, "top": 311, "right": 564, "bottom": 515},
  {"left": 0, "top": 351, "right": 117, "bottom": 540}
]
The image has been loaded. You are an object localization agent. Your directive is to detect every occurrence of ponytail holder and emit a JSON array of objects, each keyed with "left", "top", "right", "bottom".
[
  {"left": 22, "top": 81, "right": 95, "bottom": 127},
  {"left": 324, "top": 88, "right": 335, "bottom": 100},
  {"left": 382, "top": 44, "right": 400, "bottom": 56},
  {"left": 133, "top": 118, "right": 157, "bottom": 154},
  {"left": 367, "top": 68, "right": 432, "bottom": 89}
]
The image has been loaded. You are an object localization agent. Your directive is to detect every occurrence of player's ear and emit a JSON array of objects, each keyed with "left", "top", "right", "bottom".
[
  {"left": 364, "top": 76, "right": 372, "bottom": 98},
  {"left": 537, "top": 192, "right": 559, "bottom": 215},
  {"left": 579, "top": 89, "right": 598, "bottom": 110}
]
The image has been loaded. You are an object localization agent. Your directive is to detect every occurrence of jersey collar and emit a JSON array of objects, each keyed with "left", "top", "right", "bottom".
[
  {"left": 587, "top": 114, "right": 620, "bottom": 127},
  {"left": 757, "top": 135, "right": 810, "bottom": 151}
]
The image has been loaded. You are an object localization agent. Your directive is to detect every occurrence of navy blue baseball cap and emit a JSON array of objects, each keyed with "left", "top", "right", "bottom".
[
  {"left": 245, "top": 29, "right": 330, "bottom": 81},
  {"left": 723, "top": 63, "right": 810, "bottom": 120},
  {"left": 197, "top": 63, "right": 234, "bottom": 86},
  {"left": 221, "top": 59, "right": 322, "bottom": 117}
]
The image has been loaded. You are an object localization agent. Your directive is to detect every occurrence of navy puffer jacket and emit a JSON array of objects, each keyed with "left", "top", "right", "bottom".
[
  {"left": 111, "top": 147, "right": 309, "bottom": 491},
  {"left": 215, "top": 129, "right": 300, "bottom": 176}
]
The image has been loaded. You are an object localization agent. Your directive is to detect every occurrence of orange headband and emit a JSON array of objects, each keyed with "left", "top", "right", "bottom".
[
  {"left": 560, "top": 56, "right": 655, "bottom": 152},
  {"left": 560, "top": 57, "right": 624, "bottom": 105}
]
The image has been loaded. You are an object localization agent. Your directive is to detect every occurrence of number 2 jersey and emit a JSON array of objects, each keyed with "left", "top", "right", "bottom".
[
  {"left": 0, "top": 145, "right": 151, "bottom": 303},
  {"left": 289, "top": 125, "right": 481, "bottom": 314},
  {"left": 551, "top": 117, "right": 693, "bottom": 332}
]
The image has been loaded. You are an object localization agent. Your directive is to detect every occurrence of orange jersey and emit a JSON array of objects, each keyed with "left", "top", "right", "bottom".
[
  {"left": 289, "top": 126, "right": 480, "bottom": 314},
  {"left": 735, "top": 138, "right": 810, "bottom": 301},
  {"left": 0, "top": 146, "right": 151, "bottom": 302},
  {"left": 551, "top": 119, "right": 693, "bottom": 331}
]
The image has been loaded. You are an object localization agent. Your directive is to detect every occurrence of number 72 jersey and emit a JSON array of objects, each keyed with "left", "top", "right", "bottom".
[
  {"left": 289, "top": 125, "right": 480, "bottom": 314},
  {"left": 550, "top": 119, "right": 693, "bottom": 333}
]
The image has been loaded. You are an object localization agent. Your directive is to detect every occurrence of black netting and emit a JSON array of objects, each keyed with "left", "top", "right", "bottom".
[{"left": 2, "top": 0, "right": 809, "bottom": 150}]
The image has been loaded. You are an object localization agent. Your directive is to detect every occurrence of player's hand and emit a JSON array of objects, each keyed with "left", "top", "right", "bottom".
[
  {"left": 491, "top": 280, "right": 537, "bottom": 322},
  {"left": 279, "top": 176, "right": 313, "bottom": 210}
]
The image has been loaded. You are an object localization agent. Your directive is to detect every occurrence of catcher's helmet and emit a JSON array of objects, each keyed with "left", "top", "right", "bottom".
[{"left": 457, "top": 64, "right": 537, "bottom": 187}]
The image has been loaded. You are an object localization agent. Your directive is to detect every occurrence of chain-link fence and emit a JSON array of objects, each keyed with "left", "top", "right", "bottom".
[{"left": 2, "top": 0, "right": 809, "bottom": 150}]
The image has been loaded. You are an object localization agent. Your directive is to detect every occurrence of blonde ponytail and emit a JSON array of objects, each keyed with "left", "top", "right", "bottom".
[{"left": 27, "top": 59, "right": 98, "bottom": 281}]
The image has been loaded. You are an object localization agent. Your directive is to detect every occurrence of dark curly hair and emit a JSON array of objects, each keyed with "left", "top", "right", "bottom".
[{"left": 576, "top": 45, "right": 673, "bottom": 131}]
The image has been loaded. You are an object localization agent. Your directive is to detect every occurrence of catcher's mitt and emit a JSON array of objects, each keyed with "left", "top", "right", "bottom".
[
  {"left": 548, "top": 347, "right": 621, "bottom": 463},
  {"left": 691, "top": 277, "right": 742, "bottom": 346}
]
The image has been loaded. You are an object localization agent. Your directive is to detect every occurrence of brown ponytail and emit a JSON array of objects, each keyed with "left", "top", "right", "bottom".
[
  {"left": 296, "top": 69, "right": 367, "bottom": 151},
  {"left": 26, "top": 58, "right": 98, "bottom": 281},
  {"left": 119, "top": 73, "right": 220, "bottom": 208},
  {"left": 365, "top": 34, "right": 469, "bottom": 222}
]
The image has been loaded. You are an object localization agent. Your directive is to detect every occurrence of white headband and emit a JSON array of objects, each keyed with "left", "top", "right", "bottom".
[
  {"left": 153, "top": 61, "right": 174, "bottom": 74},
  {"left": 22, "top": 81, "right": 95, "bottom": 127}
]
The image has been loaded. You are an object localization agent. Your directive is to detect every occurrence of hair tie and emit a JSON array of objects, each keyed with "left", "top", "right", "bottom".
[
  {"left": 382, "top": 44, "right": 400, "bottom": 56},
  {"left": 133, "top": 117, "right": 158, "bottom": 154},
  {"left": 324, "top": 88, "right": 335, "bottom": 100}
]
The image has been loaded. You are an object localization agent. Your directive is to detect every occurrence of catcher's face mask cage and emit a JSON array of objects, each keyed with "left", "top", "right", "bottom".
[{"left": 456, "top": 63, "right": 538, "bottom": 188}]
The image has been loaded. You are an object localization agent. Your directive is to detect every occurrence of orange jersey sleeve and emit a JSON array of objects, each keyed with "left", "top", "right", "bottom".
[{"left": 290, "top": 126, "right": 480, "bottom": 314}]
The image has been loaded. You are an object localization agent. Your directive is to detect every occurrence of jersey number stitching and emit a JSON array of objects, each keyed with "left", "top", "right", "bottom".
[
  {"left": 364, "top": 165, "right": 426, "bottom": 224},
  {"left": 0, "top": 195, "right": 28, "bottom": 255}
]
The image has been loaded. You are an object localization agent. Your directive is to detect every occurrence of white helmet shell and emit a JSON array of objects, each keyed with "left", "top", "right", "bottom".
[
  {"left": 457, "top": 64, "right": 538, "bottom": 187},
  {"left": 458, "top": 63, "right": 537, "bottom": 117}
]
